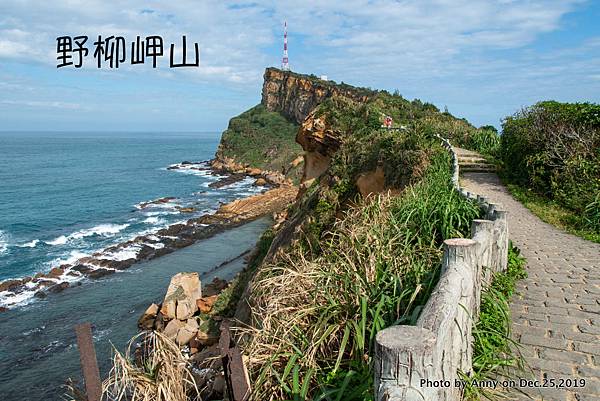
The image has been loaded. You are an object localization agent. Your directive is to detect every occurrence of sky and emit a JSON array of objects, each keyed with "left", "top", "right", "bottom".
[{"left": 0, "top": 0, "right": 599, "bottom": 132}]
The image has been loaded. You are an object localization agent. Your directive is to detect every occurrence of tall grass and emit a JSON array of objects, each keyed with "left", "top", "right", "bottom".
[{"left": 240, "top": 150, "right": 481, "bottom": 400}]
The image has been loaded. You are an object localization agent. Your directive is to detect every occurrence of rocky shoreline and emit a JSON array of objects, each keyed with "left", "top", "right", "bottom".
[{"left": 0, "top": 159, "right": 297, "bottom": 311}]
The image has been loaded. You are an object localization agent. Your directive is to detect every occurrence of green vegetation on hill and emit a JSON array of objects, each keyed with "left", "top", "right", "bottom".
[
  {"left": 217, "top": 104, "right": 302, "bottom": 173},
  {"left": 239, "top": 87, "right": 480, "bottom": 400},
  {"left": 500, "top": 101, "right": 600, "bottom": 237}
]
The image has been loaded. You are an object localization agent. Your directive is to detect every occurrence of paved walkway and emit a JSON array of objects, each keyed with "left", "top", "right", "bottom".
[{"left": 460, "top": 172, "right": 600, "bottom": 401}]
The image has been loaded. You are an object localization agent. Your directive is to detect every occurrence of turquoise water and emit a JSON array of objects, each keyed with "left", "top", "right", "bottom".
[
  {"left": 0, "top": 132, "right": 272, "bottom": 400},
  {"left": 0, "top": 218, "right": 270, "bottom": 401},
  {"left": 0, "top": 132, "right": 264, "bottom": 307}
]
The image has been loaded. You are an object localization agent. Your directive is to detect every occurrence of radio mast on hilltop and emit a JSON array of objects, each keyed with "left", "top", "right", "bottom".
[{"left": 282, "top": 20, "right": 290, "bottom": 71}]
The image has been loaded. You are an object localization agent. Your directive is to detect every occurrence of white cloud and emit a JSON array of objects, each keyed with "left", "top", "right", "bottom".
[
  {"left": 1, "top": 99, "right": 87, "bottom": 110},
  {"left": 0, "top": 0, "right": 596, "bottom": 128}
]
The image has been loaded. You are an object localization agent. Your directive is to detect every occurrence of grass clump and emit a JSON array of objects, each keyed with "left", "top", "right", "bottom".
[
  {"left": 240, "top": 150, "right": 481, "bottom": 400},
  {"left": 461, "top": 242, "right": 528, "bottom": 400},
  {"left": 102, "top": 331, "right": 199, "bottom": 401}
]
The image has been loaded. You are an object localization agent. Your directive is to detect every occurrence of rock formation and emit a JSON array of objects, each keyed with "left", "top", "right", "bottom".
[{"left": 261, "top": 67, "right": 372, "bottom": 124}]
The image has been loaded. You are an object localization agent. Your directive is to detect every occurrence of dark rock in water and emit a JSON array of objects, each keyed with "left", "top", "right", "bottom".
[
  {"left": 35, "top": 279, "right": 57, "bottom": 288},
  {"left": 173, "top": 237, "right": 195, "bottom": 249},
  {"left": 34, "top": 290, "right": 47, "bottom": 299},
  {"left": 208, "top": 173, "right": 246, "bottom": 189},
  {"left": 181, "top": 161, "right": 193, "bottom": 165},
  {"left": 137, "top": 244, "right": 156, "bottom": 260},
  {"left": 95, "top": 258, "right": 136, "bottom": 271},
  {"left": 87, "top": 268, "right": 114, "bottom": 279},
  {"left": 176, "top": 206, "right": 196, "bottom": 213},
  {"left": 0, "top": 306, "right": 8, "bottom": 312},
  {"left": 138, "top": 196, "right": 177, "bottom": 209},
  {"left": 47, "top": 267, "right": 64, "bottom": 278},
  {"left": 48, "top": 282, "right": 70, "bottom": 293},
  {"left": 158, "top": 224, "right": 188, "bottom": 237},
  {"left": 71, "top": 264, "right": 93, "bottom": 275},
  {"left": 0, "top": 279, "right": 23, "bottom": 292}
]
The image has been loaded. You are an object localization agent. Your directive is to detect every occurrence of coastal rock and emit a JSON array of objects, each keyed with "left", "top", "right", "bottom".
[
  {"left": 48, "top": 282, "right": 70, "bottom": 293},
  {"left": 254, "top": 178, "right": 267, "bottom": 187},
  {"left": 176, "top": 318, "right": 199, "bottom": 346},
  {"left": 34, "top": 290, "right": 47, "bottom": 298},
  {"left": 0, "top": 279, "right": 22, "bottom": 292},
  {"left": 246, "top": 167, "right": 262, "bottom": 176},
  {"left": 163, "top": 319, "right": 186, "bottom": 340},
  {"left": 138, "top": 303, "right": 159, "bottom": 330},
  {"left": 176, "top": 207, "right": 196, "bottom": 213},
  {"left": 47, "top": 267, "right": 64, "bottom": 278},
  {"left": 138, "top": 197, "right": 176, "bottom": 209},
  {"left": 196, "top": 295, "right": 219, "bottom": 314},
  {"left": 154, "top": 312, "right": 166, "bottom": 331},
  {"left": 160, "top": 272, "right": 201, "bottom": 320},
  {"left": 190, "top": 343, "right": 221, "bottom": 365},
  {"left": 208, "top": 173, "right": 246, "bottom": 189},
  {"left": 196, "top": 319, "right": 220, "bottom": 346},
  {"left": 88, "top": 268, "right": 115, "bottom": 279},
  {"left": 203, "top": 277, "right": 229, "bottom": 297}
]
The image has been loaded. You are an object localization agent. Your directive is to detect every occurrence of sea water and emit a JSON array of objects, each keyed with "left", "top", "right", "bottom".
[{"left": 0, "top": 132, "right": 270, "bottom": 400}]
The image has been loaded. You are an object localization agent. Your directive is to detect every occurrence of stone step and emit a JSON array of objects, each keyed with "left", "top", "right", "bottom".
[
  {"left": 458, "top": 157, "right": 487, "bottom": 164},
  {"left": 460, "top": 163, "right": 496, "bottom": 173}
]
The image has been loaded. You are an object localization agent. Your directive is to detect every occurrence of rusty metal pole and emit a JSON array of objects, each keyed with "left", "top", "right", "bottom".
[{"left": 75, "top": 323, "right": 102, "bottom": 401}]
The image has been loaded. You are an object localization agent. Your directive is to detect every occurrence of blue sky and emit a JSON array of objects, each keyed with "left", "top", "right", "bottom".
[{"left": 0, "top": 0, "right": 599, "bottom": 132}]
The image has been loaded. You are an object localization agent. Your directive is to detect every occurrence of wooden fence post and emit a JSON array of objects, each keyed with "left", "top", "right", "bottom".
[{"left": 75, "top": 323, "right": 102, "bottom": 401}]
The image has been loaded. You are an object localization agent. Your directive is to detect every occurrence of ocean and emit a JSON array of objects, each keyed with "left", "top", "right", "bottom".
[{"left": 0, "top": 132, "right": 270, "bottom": 400}]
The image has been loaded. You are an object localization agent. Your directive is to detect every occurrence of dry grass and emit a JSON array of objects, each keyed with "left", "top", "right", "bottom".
[
  {"left": 237, "top": 152, "right": 481, "bottom": 400},
  {"left": 102, "top": 331, "right": 199, "bottom": 401},
  {"left": 240, "top": 194, "right": 439, "bottom": 400}
]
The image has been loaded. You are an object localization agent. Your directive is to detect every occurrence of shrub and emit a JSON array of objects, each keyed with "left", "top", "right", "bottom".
[{"left": 501, "top": 101, "right": 600, "bottom": 231}]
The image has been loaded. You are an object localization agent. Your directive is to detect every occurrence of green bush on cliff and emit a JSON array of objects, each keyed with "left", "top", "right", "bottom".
[
  {"left": 501, "top": 101, "right": 600, "bottom": 234},
  {"left": 217, "top": 104, "right": 302, "bottom": 173}
]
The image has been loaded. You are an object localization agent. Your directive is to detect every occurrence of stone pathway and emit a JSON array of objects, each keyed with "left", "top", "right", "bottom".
[{"left": 457, "top": 151, "right": 600, "bottom": 400}]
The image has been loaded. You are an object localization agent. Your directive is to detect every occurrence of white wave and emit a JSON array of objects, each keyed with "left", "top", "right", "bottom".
[
  {"left": 49, "top": 250, "right": 90, "bottom": 267},
  {"left": 144, "top": 210, "right": 178, "bottom": 217},
  {"left": 0, "top": 230, "right": 8, "bottom": 255},
  {"left": 0, "top": 288, "right": 38, "bottom": 308},
  {"left": 104, "top": 246, "right": 140, "bottom": 261},
  {"left": 144, "top": 242, "right": 165, "bottom": 249},
  {"left": 46, "top": 223, "right": 130, "bottom": 246},
  {"left": 143, "top": 216, "right": 166, "bottom": 225},
  {"left": 220, "top": 177, "right": 256, "bottom": 190},
  {"left": 18, "top": 239, "right": 40, "bottom": 248},
  {"left": 46, "top": 235, "right": 68, "bottom": 246}
]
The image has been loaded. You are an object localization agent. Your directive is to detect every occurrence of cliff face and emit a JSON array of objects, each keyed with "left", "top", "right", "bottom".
[
  {"left": 215, "top": 68, "right": 372, "bottom": 180},
  {"left": 261, "top": 67, "right": 371, "bottom": 125}
]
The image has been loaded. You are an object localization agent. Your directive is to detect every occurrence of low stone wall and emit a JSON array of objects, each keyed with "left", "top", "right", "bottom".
[{"left": 374, "top": 137, "right": 509, "bottom": 401}]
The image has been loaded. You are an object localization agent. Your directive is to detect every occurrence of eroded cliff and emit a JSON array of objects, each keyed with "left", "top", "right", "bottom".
[{"left": 261, "top": 67, "right": 372, "bottom": 124}]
